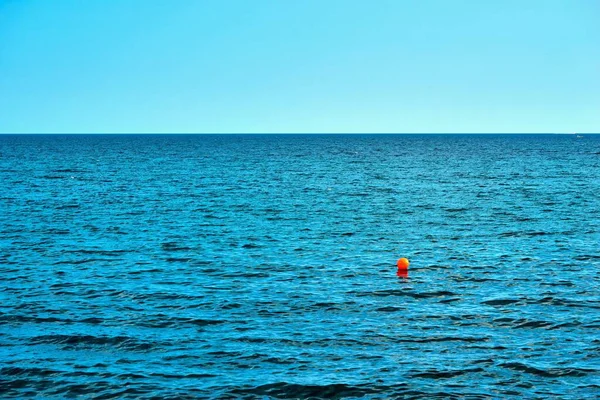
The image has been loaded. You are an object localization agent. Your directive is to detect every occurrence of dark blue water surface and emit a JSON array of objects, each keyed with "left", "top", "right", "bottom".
[{"left": 1, "top": 134, "right": 599, "bottom": 399}]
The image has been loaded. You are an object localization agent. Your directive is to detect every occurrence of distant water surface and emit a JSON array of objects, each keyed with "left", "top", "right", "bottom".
[{"left": 1, "top": 134, "right": 599, "bottom": 399}]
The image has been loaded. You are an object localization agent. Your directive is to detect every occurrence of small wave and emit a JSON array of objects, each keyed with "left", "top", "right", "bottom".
[
  {"left": 219, "top": 302, "right": 243, "bottom": 310},
  {"left": 53, "top": 258, "right": 120, "bottom": 265},
  {"left": 481, "top": 298, "right": 521, "bottom": 306},
  {"left": 161, "top": 242, "right": 193, "bottom": 251},
  {"left": 241, "top": 243, "right": 262, "bottom": 249},
  {"left": 228, "top": 382, "right": 396, "bottom": 399},
  {"left": 574, "top": 254, "right": 600, "bottom": 260},
  {"left": 410, "top": 367, "right": 484, "bottom": 379},
  {"left": 444, "top": 208, "right": 468, "bottom": 213},
  {"left": 165, "top": 257, "right": 193, "bottom": 263},
  {"left": 346, "top": 192, "right": 369, "bottom": 197},
  {"left": 63, "top": 249, "right": 134, "bottom": 256},
  {"left": 220, "top": 271, "right": 270, "bottom": 278},
  {"left": 359, "top": 289, "right": 457, "bottom": 299},
  {"left": 226, "top": 382, "right": 493, "bottom": 399},
  {"left": 135, "top": 316, "right": 225, "bottom": 329},
  {"left": 55, "top": 204, "right": 80, "bottom": 209},
  {"left": 526, "top": 296, "right": 600, "bottom": 309},
  {"left": 499, "top": 362, "right": 595, "bottom": 377},
  {"left": 28, "top": 334, "right": 155, "bottom": 351},
  {"left": 376, "top": 306, "right": 404, "bottom": 312},
  {"left": 148, "top": 372, "right": 218, "bottom": 379},
  {"left": 0, "top": 315, "right": 71, "bottom": 324},
  {"left": 43, "top": 228, "right": 71, "bottom": 235},
  {"left": 181, "top": 318, "right": 225, "bottom": 327},
  {"left": 395, "top": 336, "right": 489, "bottom": 344},
  {"left": 52, "top": 169, "right": 89, "bottom": 173},
  {"left": 1, "top": 366, "right": 62, "bottom": 377},
  {"left": 492, "top": 317, "right": 555, "bottom": 329},
  {"left": 126, "top": 268, "right": 164, "bottom": 275},
  {"left": 498, "top": 230, "right": 553, "bottom": 238}
]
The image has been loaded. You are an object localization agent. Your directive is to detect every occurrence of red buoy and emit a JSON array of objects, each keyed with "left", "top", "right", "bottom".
[{"left": 397, "top": 257, "right": 410, "bottom": 270}]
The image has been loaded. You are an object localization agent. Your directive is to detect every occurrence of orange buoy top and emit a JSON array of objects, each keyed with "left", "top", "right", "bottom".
[{"left": 397, "top": 257, "right": 410, "bottom": 270}]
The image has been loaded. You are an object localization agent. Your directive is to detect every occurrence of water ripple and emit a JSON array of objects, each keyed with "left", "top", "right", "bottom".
[{"left": 1, "top": 134, "right": 599, "bottom": 398}]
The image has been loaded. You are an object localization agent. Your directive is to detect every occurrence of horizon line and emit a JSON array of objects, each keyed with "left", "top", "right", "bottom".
[{"left": 0, "top": 132, "right": 597, "bottom": 135}]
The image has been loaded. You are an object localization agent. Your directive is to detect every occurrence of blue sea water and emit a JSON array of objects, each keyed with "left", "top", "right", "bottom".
[{"left": 0, "top": 134, "right": 599, "bottom": 399}]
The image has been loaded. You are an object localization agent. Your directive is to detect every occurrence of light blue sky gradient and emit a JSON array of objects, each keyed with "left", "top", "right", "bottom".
[{"left": 1, "top": 0, "right": 598, "bottom": 133}]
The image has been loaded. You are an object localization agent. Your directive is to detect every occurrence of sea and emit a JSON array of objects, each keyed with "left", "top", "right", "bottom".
[{"left": 1, "top": 134, "right": 599, "bottom": 399}]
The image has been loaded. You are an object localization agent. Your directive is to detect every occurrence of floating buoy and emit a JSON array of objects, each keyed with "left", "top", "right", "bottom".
[
  {"left": 396, "top": 258, "right": 409, "bottom": 278},
  {"left": 397, "top": 257, "right": 410, "bottom": 270}
]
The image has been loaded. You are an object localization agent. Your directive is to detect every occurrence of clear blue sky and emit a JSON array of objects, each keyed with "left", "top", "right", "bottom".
[{"left": 1, "top": 0, "right": 598, "bottom": 133}]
